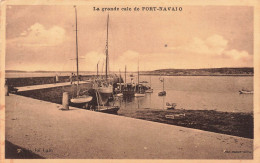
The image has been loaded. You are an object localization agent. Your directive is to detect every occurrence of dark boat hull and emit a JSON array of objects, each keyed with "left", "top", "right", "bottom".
[
  {"left": 158, "top": 91, "right": 166, "bottom": 96},
  {"left": 97, "top": 106, "right": 120, "bottom": 114},
  {"left": 122, "top": 90, "right": 135, "bottom": 97}
]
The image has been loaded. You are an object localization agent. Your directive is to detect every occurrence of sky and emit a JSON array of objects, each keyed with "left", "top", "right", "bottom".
[{"left": 5, "top": 5, "right": 253, "bottom": 71}]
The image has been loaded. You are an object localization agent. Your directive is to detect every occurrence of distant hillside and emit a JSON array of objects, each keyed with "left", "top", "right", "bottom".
[{"left": 141, "top": 67, "right": 254, "bottom": 76}]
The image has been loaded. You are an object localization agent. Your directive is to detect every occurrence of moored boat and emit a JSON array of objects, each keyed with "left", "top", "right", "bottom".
[
  {"left": 134, "top": 93, "right": 145, "bottom": 97},
  {"left": 134, "top": 61, "right": 145, "bottom": 97},
  {"left": 145, "top": 76, "right": 153, "bottom": 93},
  {"left": 115, "top": 70, "right": 124, "bottom": 97},
  {"left": 239, "top": 89, "right": 253, "bottom": 94},
  {"left": 165, "top": 113, "right": 185, "bottom": 120},
  {"left": 96, "top": 14, "right": 113, "bottom": 102},
  {"left": 70, "top": 6, "right": 92, "bottom": 105},
  {"left": 96, "top": 105, "right": 120, "bottom": 114},
  {"left": 158, "top": 91, "right": 166, "bottom": 96},
  {"left": 166, "top": 102, "right": 176, "bottom": 110},
  {"left": 88, "top": 14, "right": 119, "bottom": 114},
  {"left": 158, "top": 77, "right": 166, "bottom": 96},
  {"left": 122, "top": 66, "right": 135, "bottom": 97},
  {"left": 71, "top": 95, "right": 93, "bottom": 104},
  {"left": 145, "top": 89, "right": 153, "bottom": 93},
  {"left": 116, "top": 93, "right": 123, "bottom": 97}
]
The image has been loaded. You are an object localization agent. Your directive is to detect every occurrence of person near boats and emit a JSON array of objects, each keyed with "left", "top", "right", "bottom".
[
  {"left": 70, "top": 73, "right": 73, "bottom": 84},
  {"left": 55, "top": 74, "right": 59, "bottom": 83},
  {"left": 73, "top": 73, "right": 76, "bottom": 82}
]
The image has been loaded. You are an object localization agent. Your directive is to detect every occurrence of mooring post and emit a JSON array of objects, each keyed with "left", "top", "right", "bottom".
[
  {"left": 62, "top": 92, "right": 69, "bottom": 110},
  {"left": 5, "top": 84, "right": 9, "bottom": 96}
]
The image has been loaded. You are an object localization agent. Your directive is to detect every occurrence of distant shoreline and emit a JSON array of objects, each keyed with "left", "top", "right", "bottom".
[
  {"left": 5, "top": 67, "right": 254, "bottom": 78},
  {"left": 140, "top": 74, "right": 254, "bottom": 77},
  {"left": 5, "top": 74, "right": 253, "bottom": 79}
]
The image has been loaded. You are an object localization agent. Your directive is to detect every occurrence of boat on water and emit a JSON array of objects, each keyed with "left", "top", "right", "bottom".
[
  {"left": 145, "top": 76, "right": 153, "bottom": 93},
  {"left": 70, "top": 6, "right": 92, "bottom": 105},
  {"left": 115, "top": 70, "right": 123, "bottom": 97},
  {"left": 71, "top": 95, "right": 93, "bottom": 104},
  {"left": 134, "top": 90, "right": 145, "bottom": 97},
  {"left": 165, "top": 113, "right": 185, "bottom": 120},
  {"left": 95, "top": 105, "right": 120, "bottom": 114},
  {"left": 140, "top": 81, "right": 148, "bottom": 84},
  {"left": 97, "top": 14, "right": 113, "bottom": 103},
  {"left": 158, "top": 91, "right": 166, "bottom": 96},
  {"left": 166, "top": 102, "right": 177, "bottom": 110},
  {"left": 116, "top": 93, "right": 123, "bottom": 97},
  {"left": 122, "top": 65, "right": 135, "bottom": 97},
  {"left": 122, "top": 85, "right": 135, "bottom": 97},
  {"left": 87, "top": 14, "right": 119, "bottom": 114},
  {"left": 94, "top": 88, "right": 120, "bottom": 114},
  {"left": 145, "top": 88, "right": 153, "bottom": 93},
  {"left": 134, "top": 61, "right": 145, "bottom": 97},
  {"left": 239, "top": 89, "right": 253, "bottom": 94},
  {"left": 158, "top": 77, "right": 166, "bottom": 96}
]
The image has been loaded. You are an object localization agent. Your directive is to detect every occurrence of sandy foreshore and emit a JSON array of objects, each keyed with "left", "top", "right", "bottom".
[{"left": 119, "top": 109, "right": 253, "bottom": 139}]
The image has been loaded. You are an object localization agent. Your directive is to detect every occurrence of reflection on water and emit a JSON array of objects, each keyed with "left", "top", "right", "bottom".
[{"left": 115, "top": 75, "right": 253, "bottom": 114}]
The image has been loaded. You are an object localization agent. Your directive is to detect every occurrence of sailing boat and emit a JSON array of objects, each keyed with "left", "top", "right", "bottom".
[
  {"left": 145, "top": 76, "right": 153, "bottom": 93},
  {"left": 158, "top": 77, "right": 166, "bottom": 96},
  {"left": 116, "top": 69, "right": 123, "bottom": 97},
  {"left": 97, "top": 14, "right": 113, "bottom": 103},
  {"left": 134, "top": 61, "right": 145, "bottom": 97},
  {"left": 122, "top": 65, "right": 135, "bottom": 97},
  {"left": 70, "top": 6, "right": 93, "bottom": 105}
]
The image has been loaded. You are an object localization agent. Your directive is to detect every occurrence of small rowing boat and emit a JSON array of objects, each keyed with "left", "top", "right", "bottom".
[
  {"left": 166, "top": 102, "right": 176, "bottom": 110},
  {"left": 165, "top": 113, "right": 185, "bottom": 120},
  {"left": 239, "top": 89, "right": 253, "bottom": 94}
]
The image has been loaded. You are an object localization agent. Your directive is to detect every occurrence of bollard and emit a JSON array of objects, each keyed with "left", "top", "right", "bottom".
[
  {"left": 62, "top": 92, "right": 69, "bottom": 110},
  {"left": 5, "top": 85, "right": 9, "bottom": 96}
]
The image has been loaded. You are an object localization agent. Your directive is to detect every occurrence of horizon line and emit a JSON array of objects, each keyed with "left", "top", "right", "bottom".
[{"left": 5, "top": 67, "right": 254, "bottom": 72}]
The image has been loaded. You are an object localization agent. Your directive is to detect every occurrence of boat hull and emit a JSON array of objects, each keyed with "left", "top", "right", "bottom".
[
  {"left": 96, "top": 106, "right": 120, "bottom": 114},
  {"left": 145, "top": 89, "right": 153, "bottom": 93},
  {"left": 116, "top": 93, "right": 123, "bottom": 97},
  {"left": 239, "top": 90, "right": 253, "bottom": 94},
  {"left": 98, "top": 86, "right": 113, "bottom": 94},
  {"left": 165, "top": 114, "right": 185, "bottom": 120},
  {"left": 97, "top": 86, "right": 113, "bottom": 104},
  {"left": 70, "top": 96, "right": 93, "bottom": 104},
  {"left": 134, "top": 93, "right": 145, "bottom": 97},
  {"left": 122, "top": 90, "right": 135, "bottom": 97},
  {"left": 158, "top": 91, "right": 166, "bottom": 96},
  {"left": 166, "top": 102, "right": 176, "bottom": 110}
]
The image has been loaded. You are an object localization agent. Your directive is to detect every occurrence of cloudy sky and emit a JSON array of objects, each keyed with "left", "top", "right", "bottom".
[{"left": 6, "top": 5, "right": 253, "bottom": 71}]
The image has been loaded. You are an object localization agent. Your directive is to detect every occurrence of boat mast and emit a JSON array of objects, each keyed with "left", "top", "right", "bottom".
[
  {"left": 150, "top": 75, "right": 152, "bottom": 88},
  {"left": 119, "top": 69, "right": 121, "bottom": 91},
  {"left": 105, "top": 14, "right": 109, "bottom": 81},
  {"left": 97, "top": 63, "right": 99, "bottom": 77},
  {"left": 74, "top": 6, "right": 79, "bottom": 94},
  {"left": 125, "top": 65, "right": 127, "bottom": 84},
  {"left": 137, "top": 60, "right": 139, "bottom": 92},
  {"left": 163, "top": 78, "right": 164, "bottom": 92}
]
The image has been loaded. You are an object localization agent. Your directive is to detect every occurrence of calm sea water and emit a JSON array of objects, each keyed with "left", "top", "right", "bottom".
[{"left": 116, "top": 75, "right": 253, "bottom": 113}]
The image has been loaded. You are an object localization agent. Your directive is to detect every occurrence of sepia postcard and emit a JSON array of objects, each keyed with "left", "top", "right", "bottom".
[{"left": 0, "top": 0, "right": 259, "bottom": 162}]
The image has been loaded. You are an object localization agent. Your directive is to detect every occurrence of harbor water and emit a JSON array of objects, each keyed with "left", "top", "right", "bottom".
[
  {"left": 7, "top": 72, "right": 253, "bottom": 113},
  {"left": 116, "top": 75, "right": 253, "bottom": 114}
]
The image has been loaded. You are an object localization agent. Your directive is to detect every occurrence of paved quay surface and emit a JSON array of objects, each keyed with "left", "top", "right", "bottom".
[
  {"left": 15, "top": 81, "right": 90, "bottom": 92},
  {"left": 5, "top": 94, "right": 253, "bottom": 159}
]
